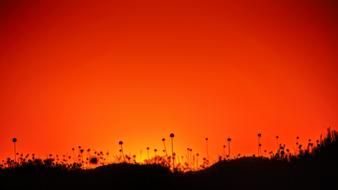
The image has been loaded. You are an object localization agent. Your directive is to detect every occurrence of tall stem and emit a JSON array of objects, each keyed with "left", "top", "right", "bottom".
[
  {"left": 258, "top": 137, "right": 260, "bottom": 156},
  {"left": 228, "top": 142, "right": 231, "bottom": 157},
  {"left": 206, "top": 141, "right": 209, "bottom": 160},
  {"left": 163, "top": 141, "right": 167, "bottom": 156},
  {"left": 171, "top": 137, "right": 174, "bottom": 168},
  {"left": 14, "top": 143, "right": 16, "bottom": 163}
]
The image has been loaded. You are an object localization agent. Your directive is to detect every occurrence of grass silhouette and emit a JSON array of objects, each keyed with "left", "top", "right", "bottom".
[{"left": 1, "top": 129, "right": 337, "bottom": 190}]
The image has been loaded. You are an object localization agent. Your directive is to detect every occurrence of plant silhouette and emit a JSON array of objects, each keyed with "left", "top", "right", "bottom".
[
  {"left": 119, "top": 140, "right": 125, "bottom": 162},
  {"left": 227, "top": 137, "right": 232, "bottom": 157},
  {"left": 1, "top": 129, "right": 338, "bottom": 190},
  {"left": 170, "top": 133, "right": 175, "bottom": 168},
  {"left": 257, "top": 133, "right": 262, "bottom": 156}
]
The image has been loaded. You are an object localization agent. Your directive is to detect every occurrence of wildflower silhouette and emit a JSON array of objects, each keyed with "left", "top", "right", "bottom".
[
  {"left": 222, "top": 145, "right": 226, "bottom": 159},
  {"left": 146, "top": 147, "right": 150, "bottom": 160},
  {"left": 154, "top": 148, "right": 158, "bottom": 157},
  {"left": 257, "top": 133, "right": 262, "bottom": 156},
  {"left": 119, "top": 140, "right": 125, "bottom": 162},
  {"left": 275, "top": 135, "right": 279, "bottom": 144},
  {"left": 170, "top": 133, "right": 175, "bottom": 168},
  {"left": 12, "top": 138, "right": 17, "bottom": 163},
  {"left": 162, "top": 138, "right": 167, "bottom": 156},
  {"left": 0, "top": 129, "right": 337, "bottom": 190},
  {"left": 205, "top": 137, "right": 209, "bottom": 161},
  {"left": 227, "top": 137, "right": 232, "bottom": 157},
  {"left": 196, "top": 153, "right": 200, "bottom": 168}
]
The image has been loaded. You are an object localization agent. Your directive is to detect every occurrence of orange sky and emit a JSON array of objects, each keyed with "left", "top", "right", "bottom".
[{"left": 0, "top": 0, "right": 337, "bottom": 162}]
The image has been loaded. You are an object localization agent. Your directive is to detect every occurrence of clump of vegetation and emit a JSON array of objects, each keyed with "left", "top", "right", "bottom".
[{"left": 0, "top": 129, "right": 337, "bottom": 190}]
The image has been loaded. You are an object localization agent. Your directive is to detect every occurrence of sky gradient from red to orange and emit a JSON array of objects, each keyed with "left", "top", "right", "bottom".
[{"left": 0, "top": 0, "right": 337, "bottom": 162}]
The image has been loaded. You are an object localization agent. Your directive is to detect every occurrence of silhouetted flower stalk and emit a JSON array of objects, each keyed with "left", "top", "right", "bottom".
[
  {"left": 275, "top": 136, "right": 279, "bottom": 151},
  {"left": 71, "top": 147, "right": 75, "bottom": 163},
  {"left": 170, "top": 133, "right": 175, "bottom": 169},
  {"left": 222, "top": 145, "right": 226, "bottom": 160},
  {"left": 196, "top": 153, "right": 199, "bottom": 169},
  {"left": 80, "top": 149, "right": 84, "bottom": 164},
  {"left": 296, "top": 136, "right": 300, "bottom": 154},
  {"left": 205, "top": 137, "right": 209, "bottom": 161},
  {"left": 146, "top": 147, "right": 150, "bottom": 160},
  {"left": 119, "top": 141, "right": 125, "bottom": 162},
  {"left": 12, "top": 138, "right": 17, "bottom": 163},
  {"left": 186, "top": 148, "right": 193, "bottom": 167},
  {"left": 227, "top": 137, "right": 232, "bottom": 158},
  {"left": 162, "top": 138, "right": 167, "bottom": 157},
  {"left": 154, "top": 148, "right": 158, "bottom": 163},
  {"left": 257, "top": 133, "right": 262, "bottom": 156},
  {"left": 308, "top": 139, "right": 313, "bottom": 152}
]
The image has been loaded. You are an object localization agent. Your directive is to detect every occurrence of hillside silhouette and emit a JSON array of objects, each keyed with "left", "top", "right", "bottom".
[{"left": 1, "top": 129, "right": 337, "bottom": 190}]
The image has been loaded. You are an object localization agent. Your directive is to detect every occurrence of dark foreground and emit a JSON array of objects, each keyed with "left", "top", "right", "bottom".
[{"left": 1, "top": 130, "right": 337, "bottom": 190}]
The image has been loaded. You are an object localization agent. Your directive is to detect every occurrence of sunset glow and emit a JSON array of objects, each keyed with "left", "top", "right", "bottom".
[{"left": 0, "top": 0, "right": 337, "bottom": 163}]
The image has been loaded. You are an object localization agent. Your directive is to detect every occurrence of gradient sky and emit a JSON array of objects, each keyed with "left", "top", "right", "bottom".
[{"left": 0, "top": 0, "right": 337, "bottom": 162}]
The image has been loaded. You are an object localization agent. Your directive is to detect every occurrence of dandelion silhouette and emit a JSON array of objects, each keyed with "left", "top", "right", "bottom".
[
  {"left": 71, "top": 147, "right": 76, "bottom": 162},
  {"left": 196, "top": 153, "right": 200, "bottom": 168},
  {"left": 80, "top": 149, "right": 84, "bottom": 163},
  {"left": 162, "top": 138, "right": 167, "bottom": 156},
  {"left": 119, "top": 141, "right": 125, "bottom": 162},
  {"left": 12, "top": 138, "right": 17, "bottom": 163},
  {"left": 189, "top": 148, "right": 193, "bottom": 167},
  {"left": 1, "top": 128, "right": 336, "bottom": 190},
  {"left": 308, "top": 139, "right": 313, "bottom": 152},
  {"left": 205, "top": 137, "right": 209, "bottom": 161},
  {"left": 154, "top": 148, "right": 158, "bottom": 157},
  {"left": 186, "top": 148, "right": 191, "bottom": 166},
  {"left": 170, "top": 133, "right": 175, "bottom": 168},
  {"left": 296, "top": 136, "right": 301, "bottom": 154},
  {"left": 257, "top": 133, "right": 262, "bottom": 156},
  {"left": 227, "top": 137, "right": 232, "bottom": 157},
  {"left": 222, "top": 145, "right": 226, "bottom": 159},
  {"left": 146, "top": 147, "right": 150, "bottom": 160}
]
